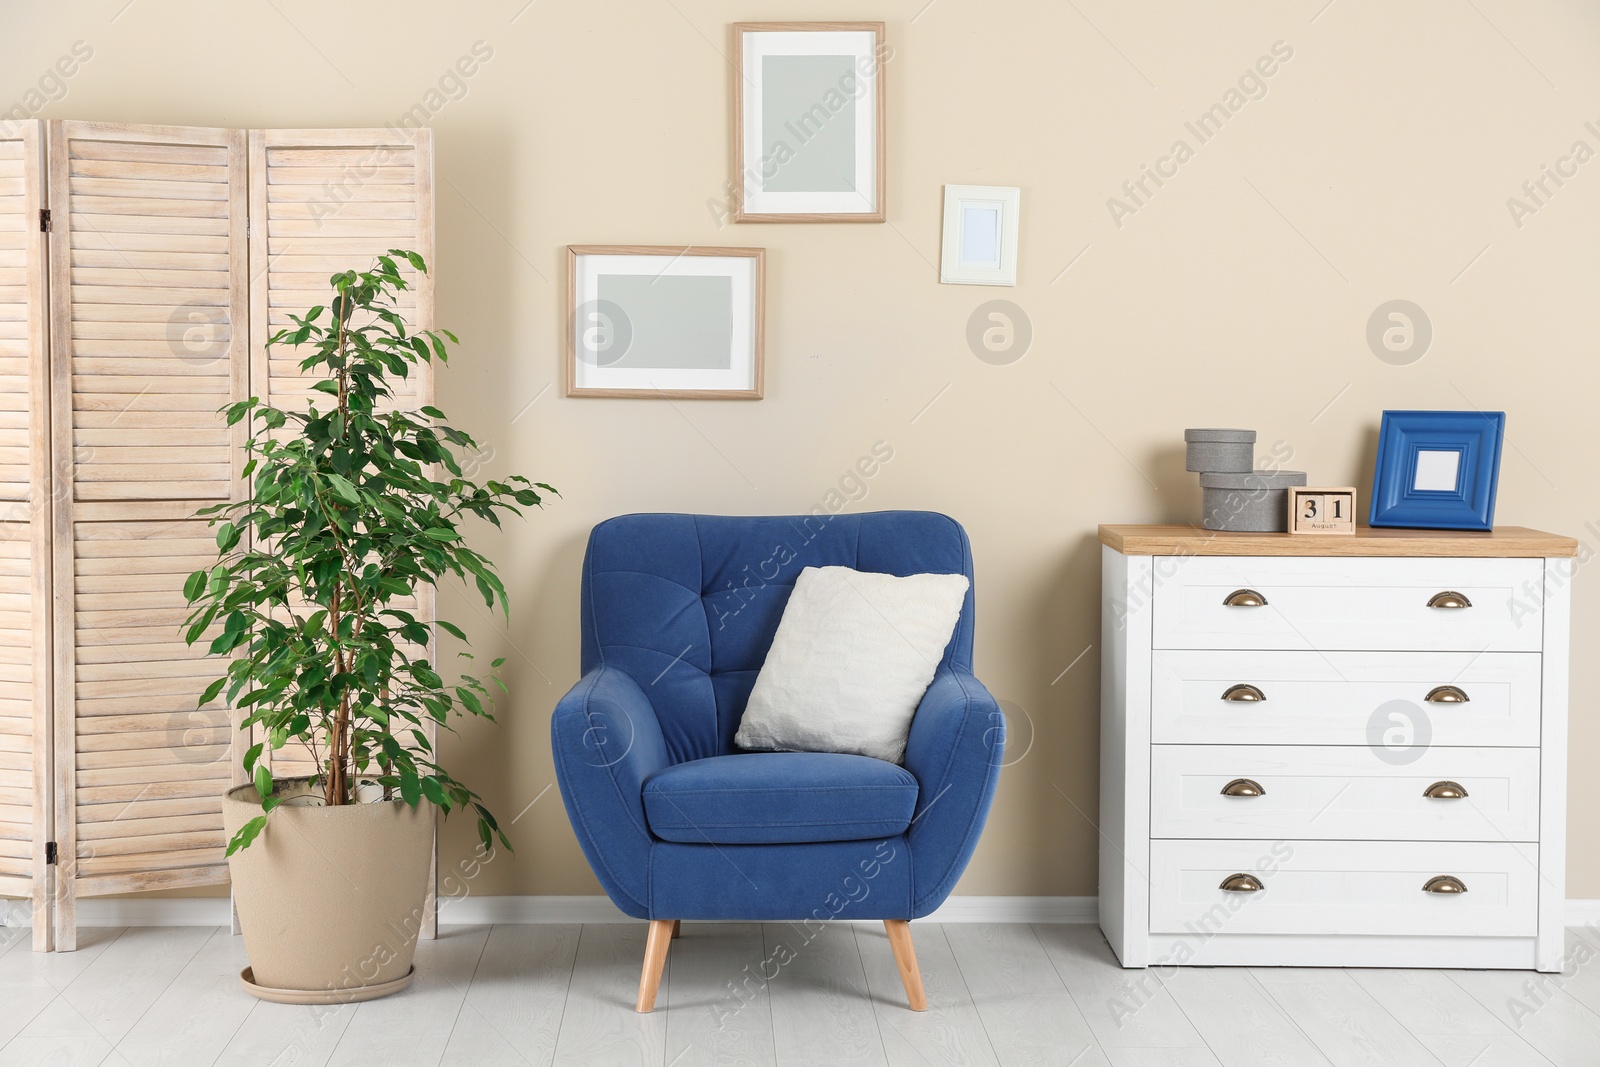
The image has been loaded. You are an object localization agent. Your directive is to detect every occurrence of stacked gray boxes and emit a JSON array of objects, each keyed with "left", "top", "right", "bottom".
[{"left": 1185, "top": 428, "right": 1306, "bottom": 532}]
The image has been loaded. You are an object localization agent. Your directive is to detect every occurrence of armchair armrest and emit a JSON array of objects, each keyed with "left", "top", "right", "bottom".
[
  {"left": 551, "top": 667, "right": 671, "bottom": 917},
  {"left": 903, "top": 669, "right": 1005, "bottom": 916}
]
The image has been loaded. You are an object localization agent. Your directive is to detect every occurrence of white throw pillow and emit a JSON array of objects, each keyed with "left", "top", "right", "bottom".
[{"left": 734, "top": 565, "right": 970, "bottom": 764}]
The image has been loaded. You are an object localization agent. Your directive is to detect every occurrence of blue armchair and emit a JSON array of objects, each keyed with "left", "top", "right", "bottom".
[{"left": 551, "top": 512, "right": 1004, "bottom": 1012}]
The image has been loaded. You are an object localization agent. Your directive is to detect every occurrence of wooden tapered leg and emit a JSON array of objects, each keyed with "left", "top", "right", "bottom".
[
  {"left": 636, "top": 919, "right": 674, "bottom": 1012},
  {"left": 884, "top": 920, "right": 928, "bottom": 1011},
  {"left": 670, "top": 919, "right": 681, "bottom": 939}
]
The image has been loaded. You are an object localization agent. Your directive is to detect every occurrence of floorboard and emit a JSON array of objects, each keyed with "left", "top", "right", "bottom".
[
  {"left": 0, "top": 925, "right": 122, "bottom": 1049},
  {"left": 114, "top": 927, "right": 254, "bottom": 1066},
  {"left": 440, "top": 923, "right": 581, "bottom": 1067},
  {"left": 946, "top": 924, "right": 1107, "bottom": 1066},
  {"left": 764, "top": 921, "right": 885, "bottom": 1067},
  {"left": 1448, "top": 968, "right": 1600, "bottom": 1067},
  {"left": 15, "top": 926, "right": 211, "bottom": 1055},
  {"left": 1162, "top": 968, "right": 1334, "bottom": 1067},
  {"left": 7, "top": 924, "right": 1600, "bottom": 1066},
  {"left": 327, "top": 925, "right": 490, "bottom": 1067},
  {"left": 857, "top": 923, "right": 997, "bottom": 1067},
  {"left": 1032, "top": 923, "right": 1208, "bottom": 1050},
  {"left": 551, "top": 923, "right": 669, "bottom": 1067},
  {"left": 662, "top": 922, "right": 776, "bottom": 1067},
  {"left": 1250, "top": 967, "right": 1441, "bottom": 1066}
]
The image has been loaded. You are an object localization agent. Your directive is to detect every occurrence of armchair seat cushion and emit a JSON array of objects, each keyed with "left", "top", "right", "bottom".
[{"left": 642, "top": 752, "right": 919, "bottom": 845}]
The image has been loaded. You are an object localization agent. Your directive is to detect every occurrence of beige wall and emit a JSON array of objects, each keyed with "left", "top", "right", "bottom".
[{"left": 6, "top": 0, "right": 1600, "bottom": 900}]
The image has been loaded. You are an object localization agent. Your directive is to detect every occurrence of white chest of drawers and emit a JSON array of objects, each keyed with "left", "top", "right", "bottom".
[{"left": 1099, "top": 524, "right": 1577, "bottom": 971}]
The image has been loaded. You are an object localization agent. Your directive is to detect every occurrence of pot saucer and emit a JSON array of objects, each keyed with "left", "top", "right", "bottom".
[{"left": 239, "top": 965, "right": 414, "bottom": 1004}]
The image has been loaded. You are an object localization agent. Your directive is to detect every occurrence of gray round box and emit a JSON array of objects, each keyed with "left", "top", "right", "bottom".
[
  {"left": 1185, "top": 428, "right": 1256, "bottom": 473},
  {"left": 1201, "top": 469, "right": 1308, "bottom": 532}
]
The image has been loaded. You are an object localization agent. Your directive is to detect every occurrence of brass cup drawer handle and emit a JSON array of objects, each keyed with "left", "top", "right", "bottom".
[
  {"left": 1219, "top": 873, "right": 1265, "bottom": 892},
  {"left": 1223, "top": 588, "right": 1268, "bottom": 607},
  {"left": 1424, "top": 780, "right": 1469, "bottom": 799},
  {"left": 1221, "top": 778, "right": 1266, "bottom": 798},
  {"left": 1427, "top": 591, "right": 1473, "bottom": 609},
  {"left": 1425, "top": 685, "right": 1470, "bottom": 704},
  {"left": 1422, "top": 875, "right": 1468, "bottom": 895},
  {"left": 1222, "top": 684, "right": 1266, "bottom": 703}
]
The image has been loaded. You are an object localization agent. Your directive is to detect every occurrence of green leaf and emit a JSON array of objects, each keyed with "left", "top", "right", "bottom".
[
  {"left": 324, "top": 472, "right": 361, "bottom": 504},
  {"left": 420, "top": 776, "right": 446, "bottom": 807},
  {"left": 254, "top": 763, "right": 273, "bottom": 800},
  {"left": 183, "top": 569, "right": 207, "bottom": 602},
  {"left": 422, "top": 528, "right": 457, "bottom": 541},
  {"left": 197, "top": 676, "right": 227, "bottom": 707},
  {"left": 216, "top": 522, "right": 241, "bottom": 552},
  {"left": 400, "top": 771, "right": 421, "bottom": 807},
  {"left": 226, "top": 815, "right": 267, "bottom": 856}
]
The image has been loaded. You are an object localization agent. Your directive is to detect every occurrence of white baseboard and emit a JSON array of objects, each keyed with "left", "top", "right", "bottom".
[
  {"left": 11, "top": 896, "right": 1600, "bottom": 929},
  {"left": 0, "top": 897, "right": 233, "bottom": 928},
  {"left": 433, "top": 894, "right": 1099, "bottom": 925},
  {"left": 437, "top": 894, "right": 632, "bottom": 924},
  {"left": 0, "top": 895, "right": 1100, "bottom": 929}
]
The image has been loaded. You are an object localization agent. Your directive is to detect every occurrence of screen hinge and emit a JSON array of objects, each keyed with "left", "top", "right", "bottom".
[
  {"left": 44, "top": 841, "right": 57, "bottom": 865},
  {"left": 38, "top": 209, "right": 51, "bottom": 233}
]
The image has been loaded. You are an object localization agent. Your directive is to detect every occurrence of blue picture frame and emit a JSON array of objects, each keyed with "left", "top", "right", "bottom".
[{"left": 1368, "top": 410, "right": 1505, "bottom": 530}]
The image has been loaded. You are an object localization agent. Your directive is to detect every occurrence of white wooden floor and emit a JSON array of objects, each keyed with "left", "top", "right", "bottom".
[{"left": 2, "top": 921, "right": 1599, "bottom": 1066}]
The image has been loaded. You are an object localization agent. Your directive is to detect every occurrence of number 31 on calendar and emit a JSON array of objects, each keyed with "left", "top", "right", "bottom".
[{"left": 1288, "top": 486, "right": 1357, "bottom": 535}]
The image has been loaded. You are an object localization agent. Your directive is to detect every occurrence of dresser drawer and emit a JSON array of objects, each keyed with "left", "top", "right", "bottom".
[
  {"left": 1151, "top": 745, "right": 1540, "bottom": 841},
  {"left": 1150, "top": 839, "right": 1538, "bottom": 937},
  {"left": 1151, "top": 557, "right": 1542, "bottom": 652},
  {"left": 1151, "top": 650, "right": 1542, "bottom": 747}
]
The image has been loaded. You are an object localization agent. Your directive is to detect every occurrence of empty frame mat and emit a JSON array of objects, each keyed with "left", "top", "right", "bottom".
[{"left": 47, "top": 121, "right": 249, "bottom": 947}]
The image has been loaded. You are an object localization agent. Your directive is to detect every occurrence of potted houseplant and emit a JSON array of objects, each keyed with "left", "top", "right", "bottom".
[{"left": 184, "top": 252, "right": 551, "bottom": 1003}]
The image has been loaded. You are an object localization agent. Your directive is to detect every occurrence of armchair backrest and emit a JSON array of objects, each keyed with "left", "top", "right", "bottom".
[{"left": 581, "top": 511, "right": 975, "bottom": 764}]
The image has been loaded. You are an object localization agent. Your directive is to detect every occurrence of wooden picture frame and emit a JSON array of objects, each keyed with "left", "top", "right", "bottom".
[
  {"left": 732, "top": 22, "right": 886, "bottom": 223},
  {"left": 566, "top": 246, "right": 765, "bottom": 399}
]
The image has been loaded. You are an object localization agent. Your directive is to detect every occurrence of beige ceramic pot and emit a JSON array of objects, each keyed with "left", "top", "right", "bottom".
[{"left": 223, "top": 779, "right": 432, "bottom": 1003}]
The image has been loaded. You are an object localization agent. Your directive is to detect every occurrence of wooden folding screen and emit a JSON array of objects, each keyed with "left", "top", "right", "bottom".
[
  {"left": 47, "top": 121, "right": 250, "bottom": 950},
  {"left": 0, "top": 121, "right": 54, "bottom": 950},
  {"left": 246, "top": 128, "right": 439, "bottom": 937},
  {"left": 0, "top": 121, "right": 436, "bottom": 949}
]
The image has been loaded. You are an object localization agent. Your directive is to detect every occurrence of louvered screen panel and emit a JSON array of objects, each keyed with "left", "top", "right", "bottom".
[
  {"left": 249, "top": 128, "right": 436, "bottom": 778},
  {"left": 250, "top": 128, "right": 438, "bottom": 935},
  {"left": 0, "top": 121, "right": 52, "bottom": 949},
  {"left": 48, "top": 121, "right": 248, "bottom": 949}
]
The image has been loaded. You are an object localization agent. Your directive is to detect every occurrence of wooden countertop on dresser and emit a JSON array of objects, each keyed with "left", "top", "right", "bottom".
[{"left": 1099, "top": 524, "right": 1579, "bottom": 558}]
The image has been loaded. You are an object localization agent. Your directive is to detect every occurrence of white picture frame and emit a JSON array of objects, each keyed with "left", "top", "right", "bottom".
[
  {"left": 566, "top": 246, "right": 765, "bottom": 399},
  {"left": 733, "top": 22, "right": 887, "bottom": 223},
  {"left": 940, "top": 185, "right": 1021, "bottom": 286}
]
